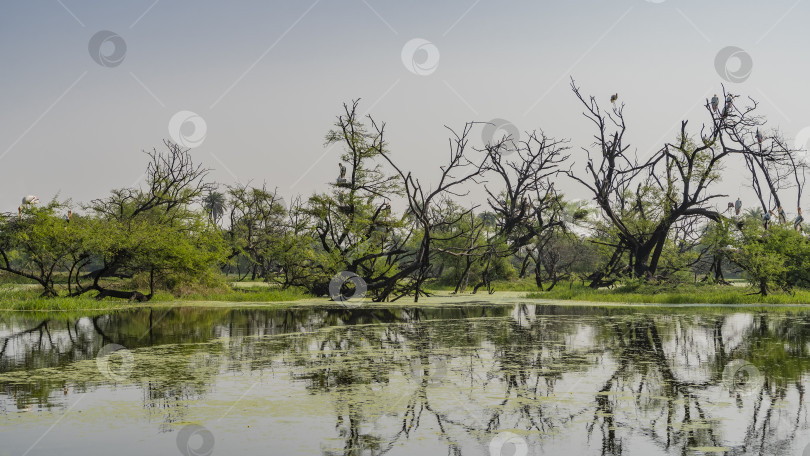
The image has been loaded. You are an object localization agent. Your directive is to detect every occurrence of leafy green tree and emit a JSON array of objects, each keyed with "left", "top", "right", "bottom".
[
  {"left": 0, "top": 200, "right": 81, "bottom": 296},
  {"left": 306, "top": 101, "right": 406, "bottom": 299},
  {"left": 695, "top": 219, "right": 736, "bottom": 283},
  {"left": 732, "top": 223, "right": 810, "bottom": 295},
  {"left": 223, "top": 184, "right": 287, "bottom": 281},
  {"left": 77, "top": 141, "right": 227, "bottom": 301}
]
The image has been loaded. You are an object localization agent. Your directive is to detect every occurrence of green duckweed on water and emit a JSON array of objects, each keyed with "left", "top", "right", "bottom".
[{"left": 3, "top": 303, "right": 810, "bottom": 454}]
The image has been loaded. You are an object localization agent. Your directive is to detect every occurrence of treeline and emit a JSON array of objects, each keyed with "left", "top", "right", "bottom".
[{"left": 1, "top": 82, "right": 808, "bottom": 301}]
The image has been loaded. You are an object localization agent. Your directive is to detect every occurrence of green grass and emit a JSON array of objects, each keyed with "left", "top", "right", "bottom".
[
  {"left": 0, "top": 283, "right": 311, "bottom": 311},
  {"left": 426, "top": 277, "right": 542, "bottom": 293},
  {"left": 0, "top": 291, "right": 130, "bottom": 311},
  {"left": 527, "top": 282, "right": 810, "bottom": 305},
  {"left": 6, "top": 273, "right": 810, "bottom": 311},
  {"left": 153, "top": 286, "right": 310, "bottom": 303}
]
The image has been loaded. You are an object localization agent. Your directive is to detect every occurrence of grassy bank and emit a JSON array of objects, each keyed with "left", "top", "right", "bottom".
[
  {"left": 527, "top": 282, "right": 810, "bottom": 305},
  {"left": 5, "top": 276, "right": 810, "bottom": 311},
  {"left": 426, "top": 278, "right": 543, "bottom": 293},
  {"left": 0, "top": 284, "right": 310, "bottom": 311}
]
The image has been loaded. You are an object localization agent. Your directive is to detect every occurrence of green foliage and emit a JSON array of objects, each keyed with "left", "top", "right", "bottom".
[
  {"left": 302, "top": 102, "right": 404, "bottom": 297},
  {"left": 86, "top": 187, "right": 228, "bottom": 297},
  {"left": 656, "top": 236, "right": 699, "bottom": 279},
  {"left": 0, "top": 200, "right": 83, "bottom": 295},
  {"left": 528, "top": 281, "right": 810, "bottom": 305},
  {"left": 732, "top": 223, "right": 810, "bottom": 294},
  {"left": 203, "top": 190, "right": 227, "bottom": 224},
  {"left": 0, "top": 282, "right": 308, "bottom": 310},
  {"left": 4, "top": 100, "right": 810, "bottom": 307},
  {"left": 0, "top": 142, "right": 229, "bottom": 300},
  {"left": 222, "top": 184, "right": 291, "bottom": 281}
]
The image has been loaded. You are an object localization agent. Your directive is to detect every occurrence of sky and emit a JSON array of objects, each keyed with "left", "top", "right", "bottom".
[{"left": 1, "top": 0, "right": 809, "bottom": 215}]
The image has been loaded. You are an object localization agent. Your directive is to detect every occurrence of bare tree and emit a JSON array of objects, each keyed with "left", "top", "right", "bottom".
[
  {"left": 375, "top": 121, "right": 486, "bottom": 301},
  {"left": 565, "top": 80, "right": 803, "bottom": 283},
  {"left": 475, "top": 130, "right": 570, "bottom": 291},
  {"left": 307, "top": 101, "right": 412, "bottom": 299}
]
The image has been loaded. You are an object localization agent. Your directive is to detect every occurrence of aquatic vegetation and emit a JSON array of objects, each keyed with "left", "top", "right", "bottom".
[{"left": 2, "top": 304, "right": 810, "bottom": 454}]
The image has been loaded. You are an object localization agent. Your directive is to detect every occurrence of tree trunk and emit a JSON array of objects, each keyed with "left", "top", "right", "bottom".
[
  {"left": 534, "top": 258, "right": 544, "bottom": 290},
  {"left": 519, "top": 254, "right": 531, "bottom": 278},
  {"left": 453, "top": 259, "right": 473, "bottom": 294},
  {"left": 94, "top": 287, "right": 151, "bottom": 302},
  {"left": 713, "top": 257, "right": 724, "bottom": 282}
]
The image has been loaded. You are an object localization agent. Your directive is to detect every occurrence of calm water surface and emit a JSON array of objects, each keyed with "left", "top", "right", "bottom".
[{"left": 1, "top": 304, "right": 810, "bottom": 455}]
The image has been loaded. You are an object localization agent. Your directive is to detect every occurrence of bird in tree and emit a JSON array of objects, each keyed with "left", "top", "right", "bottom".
[
  {"left": 723, "top": 94, "right": 735, "bottom": 117},
  {"left": 735, "top": 197, "right": 742, "bottom": 215},
  {"left": 711, "top": 94, "right": 719, "bottom": 112},
  {"left": 610, "top": 93, "right": 618, "bottom": 104},
  {"left": 18, "top": 195, "right": 39, "bottom": 219},
  {"left": 756, "top": 129, "right": 764, "bottom": 145},
  {"left": 21, "top": 195, "right": 39, "bottom": 205},
  {"left": 338, "top": 162, "right": 346, "bottom": 182}
]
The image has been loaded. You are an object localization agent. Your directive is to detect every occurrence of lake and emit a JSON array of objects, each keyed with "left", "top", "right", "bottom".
[{"left": 1, "top": 303, "right": 809, "bottom": 455}]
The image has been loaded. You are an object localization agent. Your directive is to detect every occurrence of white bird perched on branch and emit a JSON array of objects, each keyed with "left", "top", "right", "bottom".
[
  {"left": 18, "top": 195, "right": 39, "bottom": 219},
  {"left": 22, "top": 195, "right": 39, "bottom": 205}
]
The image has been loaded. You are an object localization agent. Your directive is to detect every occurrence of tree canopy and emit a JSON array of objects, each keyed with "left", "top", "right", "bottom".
[{"left": 2, "top": 84, "right": 808, "bottom": 300}]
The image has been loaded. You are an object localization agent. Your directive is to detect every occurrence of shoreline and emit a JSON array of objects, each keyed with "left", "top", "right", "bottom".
[{"left": 4, "top": 289, "right": 810, "bottom": 313}]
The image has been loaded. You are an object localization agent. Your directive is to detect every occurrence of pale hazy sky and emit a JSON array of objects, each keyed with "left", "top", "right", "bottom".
[{"left": 2, "top": 0, "right": 809, "bottom": 213}]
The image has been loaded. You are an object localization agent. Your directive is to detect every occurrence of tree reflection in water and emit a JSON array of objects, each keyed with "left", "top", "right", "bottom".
[{"left": 1, "top": 305, "right": 810, "bottom": 455}]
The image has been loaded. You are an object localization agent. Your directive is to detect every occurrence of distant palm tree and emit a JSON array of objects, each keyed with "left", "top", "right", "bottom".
[
  {"left": 744, "top": 207, "right": 764, "bottom": 221},
  {"left": 204, "top": 191, "right": 227, "bottom": 225},
  {"left": 476, "top": 211, "right": 497, "bottom": 229},
  {"left": 476, "top": 211, "right": 498, "bottom": 236}
]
